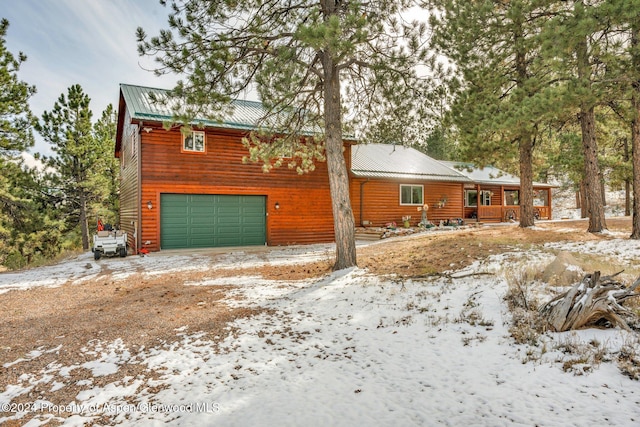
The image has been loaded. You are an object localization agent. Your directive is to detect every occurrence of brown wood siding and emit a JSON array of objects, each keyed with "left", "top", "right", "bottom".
[
  {"left": 136, "top": 125, "right": 343, "bottom": 251},
  {"left": 351, "top": 178, "right": 464, "bottom": 227},
  {"left": 118, "top": 109, "right": 140, "bottom": 253}
]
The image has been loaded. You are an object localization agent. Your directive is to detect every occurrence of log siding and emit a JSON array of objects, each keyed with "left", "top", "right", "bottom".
[
  {"left": 351, "top": 178, "right": 465, "bottom": 227},
  {"left": 131, "top": 123, "right": 341, "bottom": 252}
]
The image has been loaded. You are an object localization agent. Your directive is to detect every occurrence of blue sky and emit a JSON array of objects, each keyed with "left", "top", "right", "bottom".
[{"left": 2, "top": 0, "right": 179, "bottom": 156}]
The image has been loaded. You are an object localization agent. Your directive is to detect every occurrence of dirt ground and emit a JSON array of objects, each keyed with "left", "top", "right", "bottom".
[{"left": 0, "top": 218, "right": 634, "bottom": 425}]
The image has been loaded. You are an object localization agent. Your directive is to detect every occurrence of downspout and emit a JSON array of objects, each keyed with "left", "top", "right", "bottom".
[
  {"left": 136, "top": 122, "right": 143, "bottom": 254},
  {"left": 360, "top": 179, "right": 370, "bottom": 226}
]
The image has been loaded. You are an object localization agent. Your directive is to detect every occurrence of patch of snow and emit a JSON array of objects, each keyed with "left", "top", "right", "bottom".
[{"left": 1, "top": 236, "right": 640, "bottom": 426}]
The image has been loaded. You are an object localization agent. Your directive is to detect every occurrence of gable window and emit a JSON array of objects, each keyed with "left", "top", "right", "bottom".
[
  {"left": 183, "top": 131, "right": 205, "bottom": 153},
  {"left": 400, "top": 184, "right": 423, "bottom": 205}
]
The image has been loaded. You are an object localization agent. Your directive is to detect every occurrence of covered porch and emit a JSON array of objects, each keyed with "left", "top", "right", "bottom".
[{"left": 463, "top": 185, "right": 552, "bottom": 223}]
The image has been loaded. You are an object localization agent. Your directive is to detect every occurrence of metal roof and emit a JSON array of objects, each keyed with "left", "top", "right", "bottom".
[
  {"left": 120, "top": 83, "right": 272, "bottom": 131},
  {"left": 442, "top": 161, "right": 554, "bottom": 188},
  {"left": 351, "top": 144, "right": 471, "bottom": 183}
]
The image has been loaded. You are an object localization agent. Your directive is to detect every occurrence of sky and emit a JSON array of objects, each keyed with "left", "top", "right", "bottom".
[{"left": 1, "top": 0, "right": 179, "bottom": 157}]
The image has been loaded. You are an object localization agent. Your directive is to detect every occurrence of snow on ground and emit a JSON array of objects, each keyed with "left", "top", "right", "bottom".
[
  {"left": 552, "top": 186, "right": 628, "bottom": 220},
  {"left": 1, "top": 233, "right": 640, "bottom": 426},
  {"left": 0, "top": 242, "right": 342, "bottom": 294}
]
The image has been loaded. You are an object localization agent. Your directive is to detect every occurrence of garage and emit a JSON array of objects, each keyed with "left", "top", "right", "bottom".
[{"left": 160, "top": 194, "right": 266, "bottom": 249}]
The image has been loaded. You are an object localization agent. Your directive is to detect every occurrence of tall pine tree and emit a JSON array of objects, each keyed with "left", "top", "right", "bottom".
[
  {"left": 37, "top": 85, "right": 104, "bottom": 250},
  {"left": 428, "top": 0, "right": 555, "bottom": 227},
  {"left": 0, "top": 19, "right": 34, "bottom": 159},
  {"left": 0, "top": 18, "right": 48, "bottom": 268},
  {"left": 92, "top": 104, "right": 120, "bottom": 226},
  {"left": 137, "top": 0, "right": 429, "bottom": 270},
  {"left": 540, "top": 1, "right": 614, "bottom": 232}
]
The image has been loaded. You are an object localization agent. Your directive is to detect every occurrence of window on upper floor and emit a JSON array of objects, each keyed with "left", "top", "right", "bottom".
[
  {"left": 130, "top": 125, "right": 139, "bottom": 157},
  {"left": 183, "top": 131, "right": 206, "bottom": 153}
]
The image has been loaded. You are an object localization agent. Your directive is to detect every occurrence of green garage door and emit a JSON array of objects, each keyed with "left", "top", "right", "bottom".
[{"left": 160, "top": 194, "right": 266, "bottom": 249}]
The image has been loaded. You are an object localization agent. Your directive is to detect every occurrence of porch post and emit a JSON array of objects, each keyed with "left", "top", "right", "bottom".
[
  {"left": 501, "top": 186, "right": 505, "bottom": 221},
  {"left": 475, "top": 184, "right": 479, "bottom": 222}
]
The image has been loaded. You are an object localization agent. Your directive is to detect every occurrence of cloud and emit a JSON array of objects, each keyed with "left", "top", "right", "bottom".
[{"left": 2, "top": 0, "right": 178, "bottom": 156}]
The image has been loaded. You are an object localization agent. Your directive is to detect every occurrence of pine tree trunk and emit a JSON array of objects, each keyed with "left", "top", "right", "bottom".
[
  {"left": 518, "top": 133, "right": 534, "bottom": 227},
  {"left": 579, "top": 106, "right": 606, "bottom": 232},
  {"left": 631, "top": 23, "right": 640, "bottom": 239},
  {"left": 576, "top": 29, "right": 606, "bottom": 232},
  {"left": 80, "top": 191, "right": 90, "bottom": 250},
  {"left": 321, "top": 49, "right": 357, "bottom": 270},
  {"left": 579, "top": 182, "right": 588, "bottom": 218},
  {"left": 624, "top": 136, "right": 631, "bottom": 216},
  {"left": 632, "top": 100, "right": 640, "bottom": 238},
  {"left": 626, "top": 179, "right": 631, "bottom": 217},
  {"left": 513, "top": 16, "right": 534, "bottom": 228}
]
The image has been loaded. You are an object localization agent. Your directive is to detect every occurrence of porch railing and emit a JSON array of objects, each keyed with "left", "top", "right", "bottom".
[{"left": 476, "top": 205, "right": 550, "bottom": 222}]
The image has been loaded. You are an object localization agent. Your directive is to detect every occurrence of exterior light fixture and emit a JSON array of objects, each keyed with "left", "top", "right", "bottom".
[
  {"left": 147, "top": 200, "right": 153, "bottom": 210},
  {"left": 275, "top": 202, "right": 280, "bottom": 210}
]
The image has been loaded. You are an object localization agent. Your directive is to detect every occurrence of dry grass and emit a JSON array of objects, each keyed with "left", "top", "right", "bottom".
[
  {"left": 359, "top": 218, "right": 629, "bottom": 278},
  {"left": 503, "top": 267, "right": 548, "bottom": 346}
]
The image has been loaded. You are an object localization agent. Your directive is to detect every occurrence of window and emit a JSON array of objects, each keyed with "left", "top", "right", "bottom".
[
  {"left": 183, "top": 131, "right": 205, "bottom": 153},
  {"left": 130, "top": 125, "right": 138, "bottom": 157},
  {"left": 465, "top": 190, "right": 478, "bottom": 207},
  {"left": 465, "top": 190, "right": 492, "bottom": 207},
  {"left": 400, "top": 184, "right": 423, "bottom": 205},
  {"left": 504, "top": 190, "right": 519, "bottom": 205},
  {"left": 481, "top": 191, "right": 491, "bottom": 206}
]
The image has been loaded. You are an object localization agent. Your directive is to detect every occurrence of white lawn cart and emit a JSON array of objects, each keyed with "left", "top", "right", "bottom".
[{"left": 92, "top": 228, "right": 128, "bottom": 260}]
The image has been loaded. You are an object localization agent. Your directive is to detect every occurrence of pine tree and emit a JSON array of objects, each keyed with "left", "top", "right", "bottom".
[
  {"left": 0, "top": 18, "right": 47, "bottom": 268},
  {"left": 538, "top": 1, "right": 617, "bottom": 232},
  {"left": 427, "top": 0, "right": 555, "bottom": 228},
  {"left": 137, "top": 0, "right": 429, "bottom": 270},
  {"left": 587, "top": 0, "right": 640, "bottom": 236},
  {"left": 93, "top": 104, "right": 120, "bottom": 225},
  {"left": 37, "top": 85, "right": 105, "bottom": 250},
  {"left": 616, "top": 0, "right": 640, "bottom": 238},
  {"left": 0, "top": 19, "right": 35, "bottom": 159}
]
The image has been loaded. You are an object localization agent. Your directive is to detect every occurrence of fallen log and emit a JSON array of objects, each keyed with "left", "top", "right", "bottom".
[{"left": 539, "top": 271, "right": 640, "bottom": 332}]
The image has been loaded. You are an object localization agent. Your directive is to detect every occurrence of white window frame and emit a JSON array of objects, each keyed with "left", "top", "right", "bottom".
[
  {"left": 183, "top": 130, "right": 206, "bottom": 153},
  {"left": 481, "top": 191, "right": 491, "bottom": 206},
  {"left": 399, "top": 184, "right": 424, "bottom": 206},
  {"left": 465, "top": 190, "right": 478, "bottom": 207}
]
